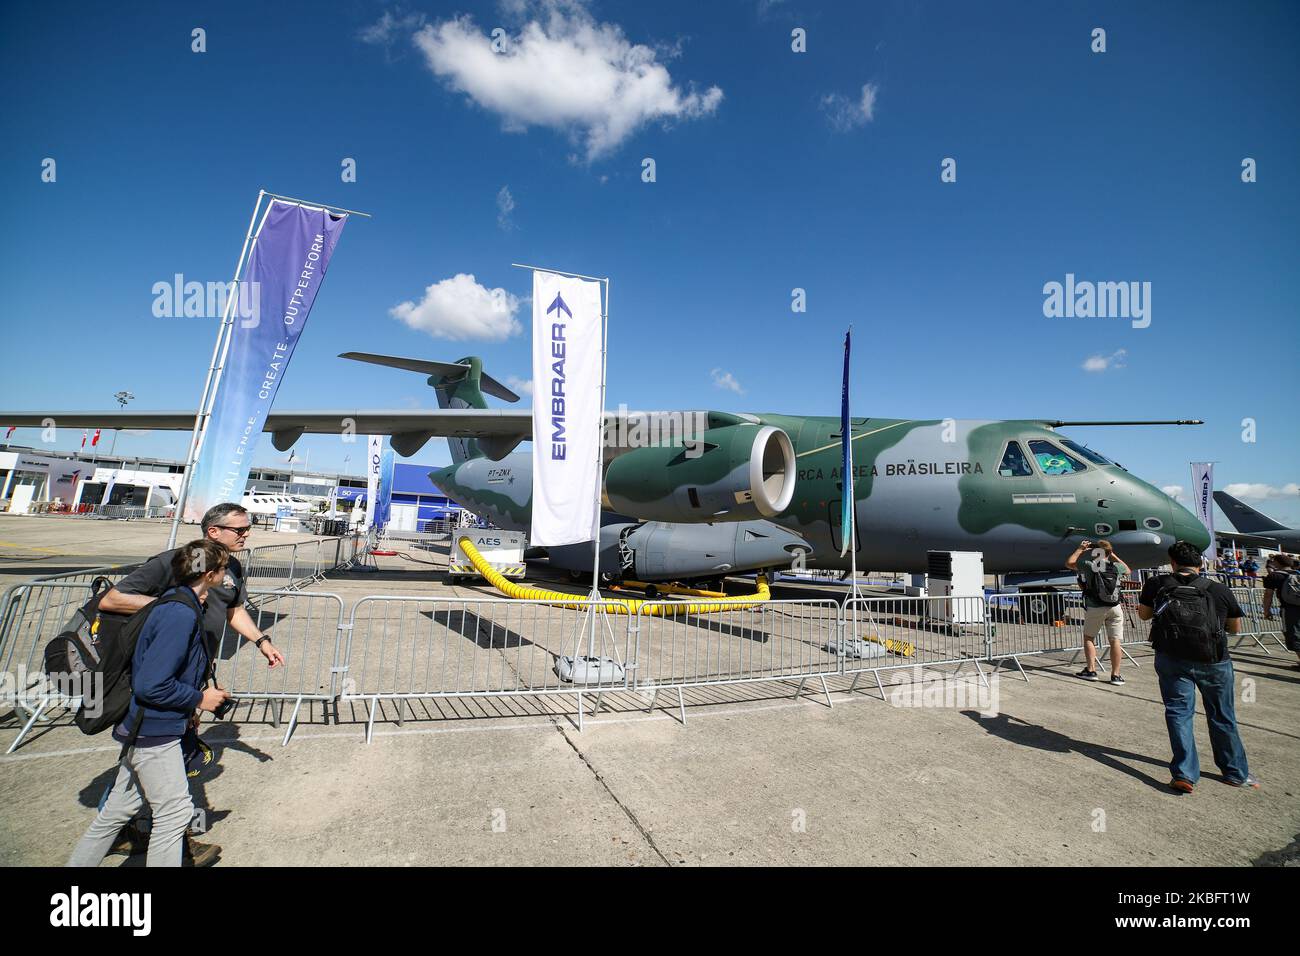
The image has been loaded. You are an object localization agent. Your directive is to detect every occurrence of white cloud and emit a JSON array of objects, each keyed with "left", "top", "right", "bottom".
[
  {"left": 507, "top": 375, "right": 534, "bottom": 396},
  {"left": 1161, "top": 484, "right": 1185, "bottom": 500},
  {"left": 390, "top": 273, "right": 522, "bottom": 341},
  {"left": 411, "top": 1, "right": 723, "bottom": 160},
  {"left": 821, "top": 83, "right": 879, "bottom": 131},
  {"left": 359, "top": 10, "right": 426, "bottom": 48},
  {"left": 496, "top": 185, "right": 517, "bottom": 230},
  {"left": 711, "top": 368, "right": 744, "bottom": 394},
  {"left": 1222, "top": 482, "right": 1300, "bottom": 501},
  {"left": 1081, "top": 348, "right": 1127, "bottom": 373}
]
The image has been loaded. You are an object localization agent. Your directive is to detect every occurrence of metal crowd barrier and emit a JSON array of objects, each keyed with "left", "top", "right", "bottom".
[
  {"left": 0, "top": 581, "right": 98, "bottom": 753},
  {"left": 4, "top": 575, "right": 1293, "bottom": 752},
  {"left": 213, "top": 589, "right": 347, "bottom": 745},
  {"left": 1230, "top": 587, "right": 1287, "bottom": 653},
  {"left": 632, "top": 599, "right": 842, "bottom": 720},
  {"left": 338, "top": 598, "right": 634, "bottom": 740}
]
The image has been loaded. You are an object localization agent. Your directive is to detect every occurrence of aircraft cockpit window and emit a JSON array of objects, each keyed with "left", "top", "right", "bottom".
[
  {"left": 1060, "top": 439, "right": 1112, "bottom": 466},
  {"left": 997, "top": 441, "right": 1033, "bottom": 477},
  {"left": 1027, "top": 439, "right": 1087, "bottom": 476}
]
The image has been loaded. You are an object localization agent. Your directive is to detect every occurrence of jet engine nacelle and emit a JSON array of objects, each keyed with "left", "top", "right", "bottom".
[{"left": 602, "top": 424, "right": 796, "bottom": 524}]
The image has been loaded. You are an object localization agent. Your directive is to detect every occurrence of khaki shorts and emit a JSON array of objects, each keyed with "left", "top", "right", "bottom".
[{"left": 1083, "top": 605, "right": 1123, "bottom": 642}]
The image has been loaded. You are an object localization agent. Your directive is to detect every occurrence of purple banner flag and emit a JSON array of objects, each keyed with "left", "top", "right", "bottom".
[{"left": 185, "top": 201, "right": 346, "bottom": 521}]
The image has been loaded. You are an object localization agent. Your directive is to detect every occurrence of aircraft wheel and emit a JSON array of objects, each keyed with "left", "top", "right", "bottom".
[
  {"left": 1023, "top": 591, "right": 1067, "bottom": 626},
  {"left": 643, "top": 585, "right": 660, "bottom": 599}
]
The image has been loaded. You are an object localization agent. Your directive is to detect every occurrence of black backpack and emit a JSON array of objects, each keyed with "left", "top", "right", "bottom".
[
  {"left": 73, "top": 589, "right": 203, "bottom": 736},
  {"left": 42, "top": 577, "right": 130, "bottom": 685},
  {"left": 1080, "top": 556, "right": 1122, "bottom": 607},
  {"left": 1153, "top": 575, "right": 1223, "bottom": 663},
  {"left": 1276, "top": 570, "right": 1300, "bottom": 608}
]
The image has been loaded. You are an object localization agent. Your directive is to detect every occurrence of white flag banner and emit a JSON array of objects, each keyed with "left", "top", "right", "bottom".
[
  {"left": 364, "top": 434, "right": 382, "bottom": 530},
  {"left": 530, "top": 271, "right": 603, "bottom": 547},
  {"left": 1190, "top": 461, "right": 1215, "bottom": 562}
]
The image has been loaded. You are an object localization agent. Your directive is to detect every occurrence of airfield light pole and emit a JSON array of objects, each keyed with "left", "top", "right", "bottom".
[{"left": 109, "top": 391, "right": 133, "bottom": 457}]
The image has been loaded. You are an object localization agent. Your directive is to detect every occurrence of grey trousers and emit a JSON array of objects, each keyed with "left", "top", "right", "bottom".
[{"left": 68, "top": 738, "right": 193, "bottom": 868}]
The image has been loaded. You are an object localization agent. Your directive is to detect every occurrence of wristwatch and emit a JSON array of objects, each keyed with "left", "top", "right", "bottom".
[{"left": 254, "top": 635, "right": 271, "bottom": 648}]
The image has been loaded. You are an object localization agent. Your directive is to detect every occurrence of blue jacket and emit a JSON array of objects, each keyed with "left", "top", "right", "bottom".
[{"left": 118, "top": 587, "right": 210, "bottom": 740}]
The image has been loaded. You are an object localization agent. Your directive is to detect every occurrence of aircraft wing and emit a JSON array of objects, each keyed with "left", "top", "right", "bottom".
[
  {"left": 0, "top": 409, "right": 534, "bottom": 458},
  {"left": 2, "top": 406, "right": 730, "bottom": 458}
]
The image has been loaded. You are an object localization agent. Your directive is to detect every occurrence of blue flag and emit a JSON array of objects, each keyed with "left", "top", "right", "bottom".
[
  {"left": 840, "top": 329, "right": 853, "bottom": 557},
  {"left": 185, "top": 201, "right": 347, "bottom": 521}
]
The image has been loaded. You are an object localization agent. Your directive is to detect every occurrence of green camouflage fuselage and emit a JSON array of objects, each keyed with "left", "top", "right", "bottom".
[{"left": 433, "top": 415, "right": 1208, "bottom": 574}]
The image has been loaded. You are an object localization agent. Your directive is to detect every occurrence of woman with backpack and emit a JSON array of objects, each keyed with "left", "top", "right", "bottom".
[{"left": 68, "top": 540, "right": 232, "bottom": 868}]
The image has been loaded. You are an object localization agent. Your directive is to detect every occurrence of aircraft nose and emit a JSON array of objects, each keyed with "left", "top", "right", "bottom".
[{"left": 1169, "top": 499, "right": 1212, "bottom": 552}]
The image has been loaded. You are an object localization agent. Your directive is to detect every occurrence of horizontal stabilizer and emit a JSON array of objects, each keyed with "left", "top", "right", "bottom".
[{"left": 339, "top": 352, "right": 520, "bottom": 403}]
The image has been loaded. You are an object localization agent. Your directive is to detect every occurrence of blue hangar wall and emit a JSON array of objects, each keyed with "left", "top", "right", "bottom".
[{"left": 335, "top": 462, "right": 462, "bottom": 528}]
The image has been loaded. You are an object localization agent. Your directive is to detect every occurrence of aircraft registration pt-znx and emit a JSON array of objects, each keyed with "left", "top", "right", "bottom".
[{"left": 2, "top": 352, "right": 1211, "bottom": 584}]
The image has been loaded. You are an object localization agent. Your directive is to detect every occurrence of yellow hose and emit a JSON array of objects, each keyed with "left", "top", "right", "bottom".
[
  {"left": 456, "top": 537, "right": 769, "bottom": 615},
  {"left": 617, "top": 580, "right": 729, "bottom": 599}
]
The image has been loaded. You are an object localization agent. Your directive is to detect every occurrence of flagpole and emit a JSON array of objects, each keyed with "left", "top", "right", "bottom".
[{"left": 168, "top": 188, "right": 266, "bottom": 547}]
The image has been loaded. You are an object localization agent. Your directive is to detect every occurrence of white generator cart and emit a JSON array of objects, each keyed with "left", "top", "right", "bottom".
[{"left": 448, "top": 529, "right": 527, "bottom": 582}]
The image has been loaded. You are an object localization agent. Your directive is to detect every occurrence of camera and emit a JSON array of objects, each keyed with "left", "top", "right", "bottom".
[{"left": 213, "top": 696, "right": 237, "bottom": 720}]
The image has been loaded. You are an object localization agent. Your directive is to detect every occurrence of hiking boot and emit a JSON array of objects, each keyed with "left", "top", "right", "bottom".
[
  {"left": 107, "top": 824, "right": 147, "bottom": 857},
  {"left": 1076, "top": 668, "right": 1099, "bottom": 681},
  {"left": 183, "top": 836, "right": 221, "bottom": 867},
  {"left": 1109, "top": 674, "right": 1126, "bottom": 686},
  {"left": 1169, "top": 778, "right": 1194, "bottom": 794},
  {"left": 1226, "top": 773, "right": 1260, "bottom": 789}
]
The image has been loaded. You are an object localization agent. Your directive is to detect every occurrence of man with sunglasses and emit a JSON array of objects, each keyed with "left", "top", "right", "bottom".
[{"left": 96, "top": 501, "right": 284, "bottom": 863}]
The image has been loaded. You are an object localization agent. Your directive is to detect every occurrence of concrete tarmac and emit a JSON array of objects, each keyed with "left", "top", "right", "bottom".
[{"left": 1, "top": 515, "right": 1297, "bottom": 866}]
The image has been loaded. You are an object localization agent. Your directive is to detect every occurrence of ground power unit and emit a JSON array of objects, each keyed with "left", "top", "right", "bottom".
[
  {"left": 924, "top": 550, "right": 985, "bottom": 626},
  {"left": 448, "top": 529, "right": 527, "bottom": 581}
]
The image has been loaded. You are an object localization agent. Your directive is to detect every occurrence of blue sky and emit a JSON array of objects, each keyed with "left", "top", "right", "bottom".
[{"left": 1, "top": 0, "right": 1297, "bottom": 523}]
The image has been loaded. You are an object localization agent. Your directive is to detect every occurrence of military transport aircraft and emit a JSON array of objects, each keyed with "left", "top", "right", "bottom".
[
  {"left": 1213, "top": 491, "right": 1300, "bottom": 552},
  {"left": 2, "top": 352, "right": 1212, "bottom": 583}
]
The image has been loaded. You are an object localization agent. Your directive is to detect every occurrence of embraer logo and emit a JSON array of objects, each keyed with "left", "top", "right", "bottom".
[
  {"left": 49, "top": 886, "right": 151, "bottom": 936},
  {"left": 546, "top": 292, "right": 571, "bottom": 462}
]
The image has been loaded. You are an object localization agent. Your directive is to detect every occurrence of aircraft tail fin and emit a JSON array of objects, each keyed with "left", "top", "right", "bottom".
[
  {"left": 1213, "top": 491, "right": 1290, "bottom": 534},
  {"left": 339, "top": 352, "right": 519, "bottom": 464}
]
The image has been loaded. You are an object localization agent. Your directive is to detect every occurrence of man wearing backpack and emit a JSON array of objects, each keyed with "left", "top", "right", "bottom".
[
  {"left": 1137, "top": 540, "right": 1256, "bottom": 793},
  {"left": 1067, "top": 539, "right": 1130, "bottom": 685},
  {"left": 1262, "top": 553, "right": 1300, "bottom": 667},
  {"left": 68, "top": 540, "right": 233, "bottom": 867}
]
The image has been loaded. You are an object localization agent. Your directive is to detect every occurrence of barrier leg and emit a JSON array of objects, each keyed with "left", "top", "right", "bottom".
[
  {"left": 591, "top": 691, "right": 604, "bottom": 716},
  {"left": 645, "top": 687, "right": 659, "bottom": 714},
  {"left": 677, "top": 687, "right": 687, "bottom": 725},
  {"left": 576, "top": 690, "right": 584, "bottom": 733},
  {"left": 793, "top": 677, "right": 807, "bottom": 702},
  {"left": 818, "top": 675, "right": 833, "bottom": 709},
  {"left": 6, "top": 698, "right": 50, "bottom": 754},
  {"left": 873, "top": 670, "right": 886, "bottom": 700},
  {"left": 365, "top": 697, "right": 377, "bottom": 744},
  {"left": 282, "top": 695, "right": 304, "bottom": 747},
  {"left": 268, "top": 700, "right": 281, "bottom": 730},
  {"left": 396, "top": 698, "right": 405, "bottom": 728},
  {"left": 847, "top": 673, "right": 861, "bottom": 695}
]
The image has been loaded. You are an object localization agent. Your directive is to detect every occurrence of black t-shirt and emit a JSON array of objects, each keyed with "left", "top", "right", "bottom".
[
  {"left": 1139, "top": 571, "right": 1243, "bottom": 658},
  {"left": 114, "top": 549, "right": 246, "bottom": 652}
]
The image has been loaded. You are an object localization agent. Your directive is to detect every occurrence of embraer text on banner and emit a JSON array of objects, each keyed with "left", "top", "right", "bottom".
[{"left": 530, "top": 271, "right": 602, "bottom": 547}]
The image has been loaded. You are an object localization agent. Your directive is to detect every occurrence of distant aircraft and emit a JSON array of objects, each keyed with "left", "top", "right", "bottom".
[
  {"left": 1, "top": 353, "right": 1212, "bottom": 583},
  {"left": 1213, "top": 491, "right": 1300, "bottom": 552}
]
